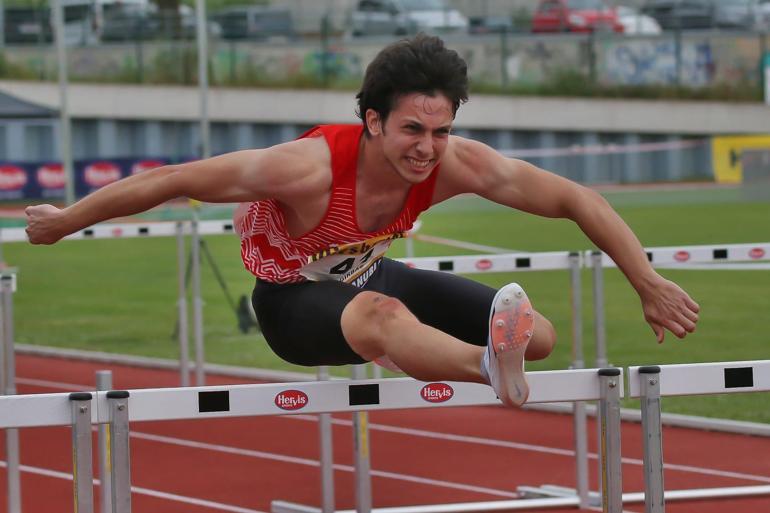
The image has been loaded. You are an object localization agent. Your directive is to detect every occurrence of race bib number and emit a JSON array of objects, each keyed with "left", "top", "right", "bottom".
[{"left": 300, "top": 232, "right": 405, "bottom": 286}]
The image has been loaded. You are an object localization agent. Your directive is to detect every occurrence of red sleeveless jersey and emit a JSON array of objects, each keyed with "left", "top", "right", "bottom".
[{"left": 235, "top": 124, "right": 439, "bottom": 284}]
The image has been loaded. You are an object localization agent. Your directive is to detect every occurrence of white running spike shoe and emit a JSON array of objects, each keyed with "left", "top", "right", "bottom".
[{"left": 484, "top": 283, "right": 535, "bottom": 407}]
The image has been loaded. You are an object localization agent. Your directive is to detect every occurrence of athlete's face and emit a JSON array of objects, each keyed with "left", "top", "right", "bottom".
[{"left": 366, "top": 92, "right": 453, "bottom": 184}]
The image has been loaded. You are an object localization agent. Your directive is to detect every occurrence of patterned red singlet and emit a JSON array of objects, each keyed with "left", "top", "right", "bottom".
[{"left": 235, "top": 124, "right": 439, "bottom": 285}]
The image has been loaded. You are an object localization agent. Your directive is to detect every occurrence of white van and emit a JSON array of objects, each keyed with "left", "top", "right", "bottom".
[
  {"left": 58, "top": 0, "right": 149, "bottom": 45},
  {"left": 349, "top": 0, "right": 469, "bottom": 37}
]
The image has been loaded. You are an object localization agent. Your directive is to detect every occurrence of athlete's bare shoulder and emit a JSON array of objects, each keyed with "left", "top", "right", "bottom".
[
  {"left": 248, "top": 134, "right": 332, "bottom": 200},
  {"left": 432, "top": 135, "right": 502, "bottom": 202},
  {"left": 279, "top": 135, "right": 332, "bottom": 161},
  {"left": 263, "top": 135, "right": 331, "bottom": 175}
]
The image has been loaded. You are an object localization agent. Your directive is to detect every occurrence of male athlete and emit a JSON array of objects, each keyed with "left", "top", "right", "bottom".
[{"left": 25, "top": 35, "right": 699, "bottom": 407}]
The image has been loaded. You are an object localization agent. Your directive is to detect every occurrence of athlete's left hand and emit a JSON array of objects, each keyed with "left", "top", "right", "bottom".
[
  {"left": 25, "top": 204, "right": 66, "bottom": 245},
  {"left": 638, "top": 275, "right": 700, "bottom": 343}
]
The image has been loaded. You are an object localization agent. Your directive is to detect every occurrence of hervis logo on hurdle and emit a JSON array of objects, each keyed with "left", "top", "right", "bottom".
[
  {"left": 749, "top": 248, "right": 765, "bottom": 259},
  {"left": 275, "top": 390, "right": 309, "bottom": 410},
  {"left": 475, "top": 258, "right": 493, "bottom": 271},
  {"left": 421, "top": 383, "right": 454, "bottom": 403},
  {"left": 674, "top": 251, "right": 691, "bottom": 262}
]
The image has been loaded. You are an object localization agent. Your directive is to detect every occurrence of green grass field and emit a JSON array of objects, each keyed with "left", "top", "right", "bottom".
[{"left": 6, "top": 187, "right": 770, "bottom": 422}]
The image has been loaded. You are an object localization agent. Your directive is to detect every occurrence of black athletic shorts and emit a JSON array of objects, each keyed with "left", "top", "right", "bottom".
[{"left": 252, "top": 258, "right": 496, "bottom": 367}]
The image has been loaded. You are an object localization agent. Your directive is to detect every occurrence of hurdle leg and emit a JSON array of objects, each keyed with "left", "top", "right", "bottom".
[
  {"left": 96, "top": 371, "right": 114, "bottom": 513},
  {"left": 639, "top": 366, "right": 664, "bottom": 513},
  {"left": 70, "top": 392, "right": 94, "bottom": 513},
  {"left": 568, "top": 252, "right": 590, "bottom": 508},
  {"left": 318, "top": 366, "right": 336, "bottom": 513},
  {"left": 591, "top": 252, "right": 610, "bottom": 503},
  {"left": 598, "top": 369, "right": 622, "bottom": 513},
  {"left": 176, "top": 221, "right": 191, "bottom": 387},
  {"left": 191, "top": 217, "right": 206, "bottom": 386},
  {"left": 4, "top": 428, "right": 21, "bottom": 513},
  {"left": 1, "top": 273, "right": 21, "bottom": 513},
  {"left": 107, "top": 391, "right": 132, "bottom": 513},
  {"left": 351, "top": 364, "right": 372, "bottom": 513}
]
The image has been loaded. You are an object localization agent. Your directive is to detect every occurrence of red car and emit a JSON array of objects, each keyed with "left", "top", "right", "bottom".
[{"left": 532, "top": 0, "right": 624, "bottom": 33}]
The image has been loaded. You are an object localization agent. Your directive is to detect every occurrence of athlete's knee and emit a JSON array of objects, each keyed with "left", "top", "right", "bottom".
[
  {"left": 526, "top": 313, "right": 557, "bottom": 361},
  {"left": 343, "top": 291, "right": 415, "bottom": 333},
  {"left": 341, "top": 291, "right": 416, "bottom": 360}
]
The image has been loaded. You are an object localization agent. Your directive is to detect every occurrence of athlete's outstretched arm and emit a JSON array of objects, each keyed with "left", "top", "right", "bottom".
[
  {"left": 25, "top": 138, "right": 327, "bottom": 245},
  {"left": 439, "top": 137, "right": 700, "bottom": 343}
]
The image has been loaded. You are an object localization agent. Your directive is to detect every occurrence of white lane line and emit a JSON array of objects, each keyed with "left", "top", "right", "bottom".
[
  {"left": 294, "top": 415, "right": 573, "bottom": 457},
  {"left": 412, "top": 234, "right": 519, "bottom": 254},
  {"left": 620, "top": 457, "right": 770, "bottom": 485},
  {"left": 290, "top": 416, "right": 770, "bottom": 484},
  {"left": 131, "top": 431, "right": 521, "bottom": 499},
  {"left": 0, "top": 461, "right": 267, "bottom": 513},
  {"left": 18, "top": 376, "right": 770, "bottom": 485},
  {"left": 18, "top": 377, "right": 89, "bottom": 391}
]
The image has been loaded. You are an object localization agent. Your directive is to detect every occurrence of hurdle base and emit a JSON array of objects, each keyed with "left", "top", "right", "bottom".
[
  {"left": 623, "top": 485, "right": 770, "bottom": 503},
  {"left": 517, "top": 484, "right": 600, "bottom": 508},
  {"left": 513, "top": 484, "right": 770, "bottom": 507},
  {"left": 271, "top": 496, "right": 584, "bottom": 513}
]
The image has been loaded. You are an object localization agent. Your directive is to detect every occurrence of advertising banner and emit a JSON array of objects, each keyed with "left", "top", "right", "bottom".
[
  {"left": 765, "top": 52, "right": 770, "bottom": 106},
  {"left": 711, "top": 136, "right": 770, "bottom": 184},
  {"left": 0, "top": 158, "right": 171, "bottom": 201}
]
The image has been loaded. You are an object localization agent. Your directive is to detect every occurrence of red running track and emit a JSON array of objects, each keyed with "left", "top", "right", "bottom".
[{"left": 1, "top": 354, "right": 769, "bottom": 513}]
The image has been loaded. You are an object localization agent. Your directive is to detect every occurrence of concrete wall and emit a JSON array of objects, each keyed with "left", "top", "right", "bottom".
[
  {"left": 1, "top": 80, "right": 767, "bottom": 183},
  {"left": 1, "top": 81, "right": 766, "bottom": 135}
]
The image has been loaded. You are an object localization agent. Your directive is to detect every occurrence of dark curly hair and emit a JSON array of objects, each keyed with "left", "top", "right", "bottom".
[{"left": 356, "top": 34, "right": 468, "bottom": 136}]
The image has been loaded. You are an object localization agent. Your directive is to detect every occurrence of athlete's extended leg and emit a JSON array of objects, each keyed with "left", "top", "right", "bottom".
[
  {"left": 369, "top": 259, "right": 556, "bottom": 362},
  {"left": 340, "top": 291, "right": 486, "bottom": 383},
  {"left": 347, "top": 259, "right": 556, "bottom": 405}
]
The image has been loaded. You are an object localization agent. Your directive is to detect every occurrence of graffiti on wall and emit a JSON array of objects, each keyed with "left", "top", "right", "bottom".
[
  {"left": 209, "top": 44, "right": 362, "bottom": 84},
  {"left": 1, "top": 34, "right": 763, "bottom": 89},
  {"left": 600, "top": 39, "right": 716, "bottom": 87},
  {"left": 301, "top": 47, "right": 362, "bottom": 81},
  {"left": 457, "top": 38, "right": 585, "bottom": 85}
]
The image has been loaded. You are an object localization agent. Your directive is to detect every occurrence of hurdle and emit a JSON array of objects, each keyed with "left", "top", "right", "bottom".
[
  {"left": 0, "top": 271, "right": 20, "bottom": 513},
  {"left": 588, "top": 242, "right": 770, "bottom": 371},
  {"left": 0, "top": 219, "right": 238, "bottom": 387},
  {"left": 395, "top": 249, "right": 593, "bottom": 508},
  {"left": 0, "top": 368, "right": 624, "bottom": 513},
  {"left": 628, "top": 360, "right": 770, "bottom": 510}
]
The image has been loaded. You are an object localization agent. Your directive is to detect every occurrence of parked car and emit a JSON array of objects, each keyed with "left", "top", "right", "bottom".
[
  {"left": 641, "top": 0, "right": 760, "bottom": 30},
  {"left": 531, "top": 0, "right": 624, "bottom": 33},
  {"left": 348, "top": 0, "right": 469, "bottom": 37},
  {"left": 759, "top": 0, "right": 770, "bottom": 30},
  {"left": 214, "top": 6, "right": 293, "bottom": 41},
  {"left": 100, "top": 5, "right": 160, "bottom": 41},
  {"left": 101, "top": 9, "right": 220, "bottom": 41},
  {"left": 4, "top": 7, "right": 52, "bottom": 44},
  {"left": 617, "top": 5, "right": 662, "bottom": 34},
  {"left": 468, "top": 15, "right": 515, "bottom": 34}
]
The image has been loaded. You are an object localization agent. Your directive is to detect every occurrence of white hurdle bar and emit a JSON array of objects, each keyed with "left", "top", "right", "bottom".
[
  {"left": 0, "top": 219, "right": 237, "bottom": 242},
  {"left": 0, "top": 368, "right": 624, "bottom": 513},
  {"left": 627, "top": 360, "right": 770, "bottom": 511},
  {"left": 0, "top": 370, "right": 620, "bottom": 427},
  {"left": 588, "top": 242, "right": 770, "bottom": 270},
  {"left": 397, "top": 250, "right": 574, "bottom": 273}
]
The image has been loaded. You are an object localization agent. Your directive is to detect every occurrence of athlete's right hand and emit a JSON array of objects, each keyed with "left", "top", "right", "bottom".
[{"left": 25, "top": 204, "right": 66, "bottom": 245}]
